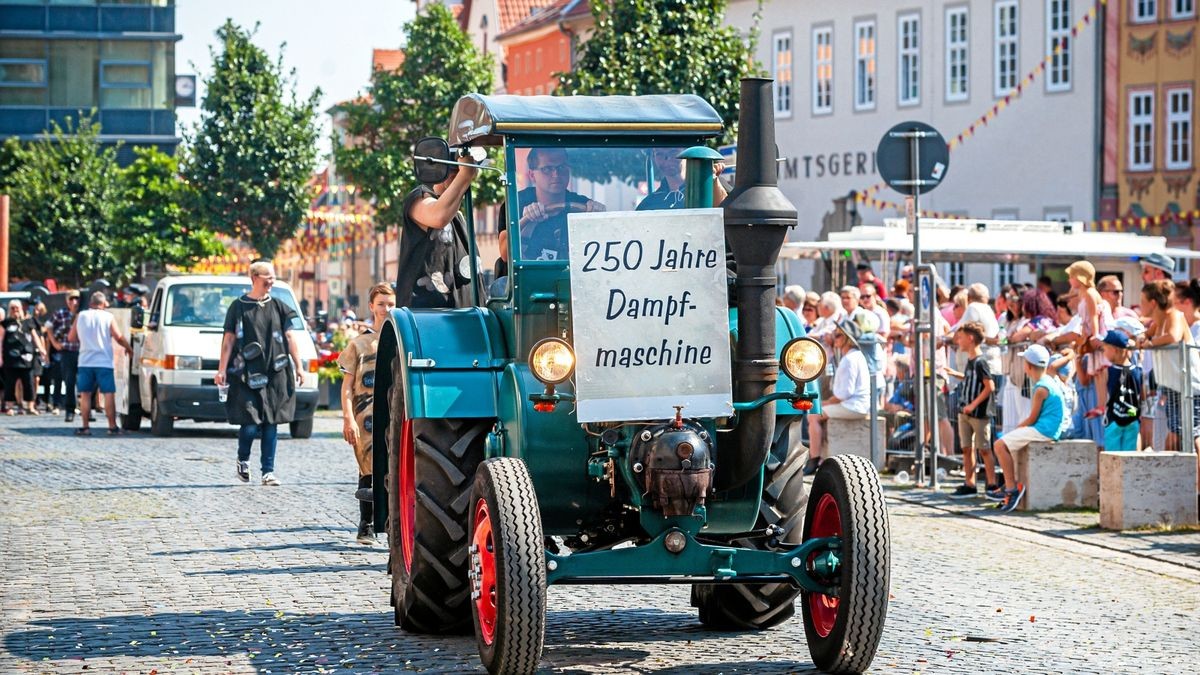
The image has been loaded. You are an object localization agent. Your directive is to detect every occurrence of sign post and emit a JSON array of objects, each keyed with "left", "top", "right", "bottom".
[
  {"left": 567, "top": 209, "right": 733, "bottom": 423},
  {"left": 877, "top": 122, "right": 950, "bottom": 488}
]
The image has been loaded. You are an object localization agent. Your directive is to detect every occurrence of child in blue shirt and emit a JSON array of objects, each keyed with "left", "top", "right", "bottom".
[{"left": 988, "top": 344, "right": 1065, "bottom": 512}]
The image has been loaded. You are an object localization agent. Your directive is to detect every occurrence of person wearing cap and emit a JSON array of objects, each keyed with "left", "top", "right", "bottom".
[
  {"left": 1100, "top": 331, "right": 1142, "bottom": 451},
  {"left": 49, "top": 290, "right": 83, "bottom": 422},
  {"left": 804, "top": 311, "right": 883, "bottom": 475},
  {"left": 987, "top": 344, "right": 1065, "bottom": 512},
  {"left": 1140, "top": 252, "right": 1175, "bottom": 284}
]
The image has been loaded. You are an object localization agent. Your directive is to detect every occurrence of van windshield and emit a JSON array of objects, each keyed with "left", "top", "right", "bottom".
[{"left": 163, "top": 284, "right": 305, "bottom": 331}]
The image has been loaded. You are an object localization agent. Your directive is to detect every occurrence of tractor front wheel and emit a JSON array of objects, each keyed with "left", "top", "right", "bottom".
[
  {"left": 800, "top": 454, "right": 890, "bottom": 674},
  {"left": 693, "top": 416, "right": 809, "bottom": 630},
  {"left": 469, "top": 457, "right": 546, "bottom": 675},
  {"left": 386, "top": 373, "right": 488, "bottom": 634}
]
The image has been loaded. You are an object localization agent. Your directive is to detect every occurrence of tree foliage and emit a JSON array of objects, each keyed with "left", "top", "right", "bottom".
[
  {"left": 558, "top": 0, "right": 764, "bottom": 147},
  {"left": 4, "top": 115, "right": 123, "bottom": 285},
  {"left": 113, "top": 147, "right": 225, "bottom": 278},
  {"left": 185, "top": 20, "right": 320, "bottom": 258},
  {"left": 333, "top": 2, "right": 500, "bottom": 230}
]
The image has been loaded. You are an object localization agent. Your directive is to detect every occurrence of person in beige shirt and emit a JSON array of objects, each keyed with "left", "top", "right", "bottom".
[{"left": 338, "top": 283, "right": 396, "bottom": 544}]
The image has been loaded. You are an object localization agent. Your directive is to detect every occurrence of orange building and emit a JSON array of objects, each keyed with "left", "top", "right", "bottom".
[
  {"left": 495, "top": 0, "right": 592, "bottom": 95},
  {"left": 1101, "top": 0, "right": 1199, "bottom": 260}
]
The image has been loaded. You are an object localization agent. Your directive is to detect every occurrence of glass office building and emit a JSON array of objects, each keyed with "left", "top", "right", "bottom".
[{"left": 0, "top": 0, "right": 180, "bottom": 164}]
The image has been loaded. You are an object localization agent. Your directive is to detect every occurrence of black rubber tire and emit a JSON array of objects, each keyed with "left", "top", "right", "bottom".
[
  {"left": 470, "top": 457, "right": 546, "bottom": 675},
  {"left": 800, "top": 454, "right": 890, "bottom": 674},
  {"left": 386, "top": 360, "right": 489, "bottom": 634},
  {"left": 149, "top": 384, "right": 173, "bottom": 437},
  {"left": 692, "top": 416, "right": 810, "bottom": 630},
  {"left": 288, "top": 418, "right": 313, "bottom": 439},
  {"left": 120, "top": 405, "right": 143, "bottom": 431}
]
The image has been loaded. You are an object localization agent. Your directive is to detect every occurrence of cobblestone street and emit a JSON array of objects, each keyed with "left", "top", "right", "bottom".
[{"left": 2, "top": 414, "right": 1198, "bottom": 674}]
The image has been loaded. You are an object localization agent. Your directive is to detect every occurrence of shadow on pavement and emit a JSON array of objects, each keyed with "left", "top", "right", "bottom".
[
  {"left": 185, "top": 562, "right": 387, "bottom": 576},
  {"left": 4, "top": 609, "right": 818, "bottom": 673},
  {"left": 68, "top": 481, "right": 347, "bottom": 492},
  {"left": 155, "top": 540, "right": 372, "bottom": 556}
]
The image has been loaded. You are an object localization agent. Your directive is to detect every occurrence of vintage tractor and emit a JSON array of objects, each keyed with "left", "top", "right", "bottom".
[{"left": 372, "top": 78, "right": 891, "bottom": 674}]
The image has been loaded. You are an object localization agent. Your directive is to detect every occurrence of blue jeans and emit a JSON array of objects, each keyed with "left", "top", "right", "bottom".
[{"left": 237, "top": 423, "right": 278, "bottom": 474}]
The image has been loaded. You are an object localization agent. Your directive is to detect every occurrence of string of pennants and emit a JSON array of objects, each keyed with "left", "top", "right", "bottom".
[
  {"left": 855, "top": 190, "right": 1200, "bottom": 231},
  {"left": 855, "top": 0, "right": 1120, "bottom": 222}
]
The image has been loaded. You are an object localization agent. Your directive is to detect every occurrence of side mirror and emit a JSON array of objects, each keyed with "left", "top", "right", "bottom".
[{"left": 413, "top": 137, "right": 452, "bottom": 185}]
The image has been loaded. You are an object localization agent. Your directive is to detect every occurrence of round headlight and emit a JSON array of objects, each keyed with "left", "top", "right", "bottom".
[
  {"left": 781, "top": 337, "right": 826, "bottom": 383},
  {"left": 529, "top": 338, "right": 575, "bottom": 384}
]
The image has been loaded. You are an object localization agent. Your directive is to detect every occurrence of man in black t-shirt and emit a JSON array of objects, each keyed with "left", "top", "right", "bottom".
[
  {"left": 397, "top": 159, "right": 479, "bottom": 308},
  {"left": 496, "top": 148, "right": 605, "bottom": 264}
]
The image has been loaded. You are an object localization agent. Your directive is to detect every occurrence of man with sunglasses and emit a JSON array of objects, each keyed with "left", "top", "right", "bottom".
[
  {"left": 636, "top": 147, "right": 728, "bottom": 212},
  {"left": 48, "top": 290, "right": 82, "bottom": 422}
]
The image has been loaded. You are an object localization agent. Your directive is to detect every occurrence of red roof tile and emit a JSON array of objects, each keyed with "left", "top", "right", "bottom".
[
  {"left": 371, "top": 48, "right": 405, "bottom": 73},
  {"left": 498, "top": 0, "right": 559, "bottom": 33},
  {"left": 498, "top": 0, "right": 589, "bottom": 39}
]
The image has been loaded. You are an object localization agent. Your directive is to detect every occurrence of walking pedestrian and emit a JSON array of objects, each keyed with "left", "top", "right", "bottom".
[
  {"left": 339, "top": 283, "right": 396, "bottom": 544},
  {"left": 1, "top": 300, "right": 45, "bottom": 415},
  {"left": 67, "top": 292, "right": 132, "bottom": 434},
  {"left": 215, "top": 261, "right": 305, "bottom": 486},
  {"left": 49, "top": 291, "right": 82, "bottom": 422}
]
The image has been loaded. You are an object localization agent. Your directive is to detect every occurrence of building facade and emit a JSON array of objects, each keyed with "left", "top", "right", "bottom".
[
  {"left": 0, "top": 0, "right": 181, "bottom": 163},
  {"left": 496, "top": 0, "right": 590, "bottom": 95},
  {"left": 725, "top": 0, "right": 1103, "bottom": 290},
  {"left": 1100, "top": 0, "right": 1198, "bottom": 267}
]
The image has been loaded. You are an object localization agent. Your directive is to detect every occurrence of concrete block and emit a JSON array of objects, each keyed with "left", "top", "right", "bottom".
[
  {"left": 1099, "top": 452, "right": 1199, "bottom": 530},
  {"left": 827, "top": 416, "right": 886, "bottom": 470},
  {"left": 1013, "top": 440, "right": 1098, "bottom": 511}
]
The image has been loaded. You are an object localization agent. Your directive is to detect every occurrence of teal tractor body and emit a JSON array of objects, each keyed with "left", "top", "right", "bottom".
[{"left": 373, "top": 80, "right": 890, "bottom": 675}]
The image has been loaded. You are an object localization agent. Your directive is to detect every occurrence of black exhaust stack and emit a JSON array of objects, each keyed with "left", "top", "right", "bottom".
[{"left": 717, "top": 77, "right": 797, "bottom": 491}]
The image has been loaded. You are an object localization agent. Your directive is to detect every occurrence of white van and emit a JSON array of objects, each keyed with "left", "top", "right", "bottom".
[{"left": 114, "top": 275, "right": 319, "bottom": 437}]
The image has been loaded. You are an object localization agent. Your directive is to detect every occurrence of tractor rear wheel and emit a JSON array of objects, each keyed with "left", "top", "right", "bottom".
[
  {"left": 800, "top": 454, "right": 890, "bottom": 674},
  {"left": 469, "top": 457, "right": 546, "bottom": 675},
  {"left": 692, "top": 416, "right": 809, "bottom": 630},
  {"left": 385, "top": 369, "right": 489, "bottom": 635}
]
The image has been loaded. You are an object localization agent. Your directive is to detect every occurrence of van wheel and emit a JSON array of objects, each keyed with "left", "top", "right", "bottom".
[
  {"left": 149, "top": 385, "right": 174, "bottom": 437},
  {"left": 692, "top": 416, "right": 809, "bottom": 630},
  {"left": 289, "top": 418, "right": 313, "bottom": 439},
  {"left": 121, "top": 404, "right": 143, "bottom": 431}
]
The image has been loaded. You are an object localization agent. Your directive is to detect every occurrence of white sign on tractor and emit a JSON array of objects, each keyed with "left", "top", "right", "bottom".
[{"left": 567, "top": 208, "right": 733, "bottom": 423}]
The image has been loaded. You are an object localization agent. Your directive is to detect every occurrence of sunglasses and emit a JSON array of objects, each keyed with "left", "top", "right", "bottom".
[{"left": 534, "top": 164, "right": 570, "bottom": 176}]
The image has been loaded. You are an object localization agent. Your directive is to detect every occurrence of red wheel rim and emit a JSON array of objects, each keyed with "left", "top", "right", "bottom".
[
  {"left": 808, "top": 492, "right": 841, "bottom": 639},
  {"left": 399, "top": 419, "right": 415, "bottom": 575},
  {"left": 472, "top": 498, "right": 498, "bottom": 645}
]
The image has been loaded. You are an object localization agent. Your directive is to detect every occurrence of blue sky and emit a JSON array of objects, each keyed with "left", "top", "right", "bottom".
[{"left": 175, "top": 0, "right": 417, "bottom": 161}]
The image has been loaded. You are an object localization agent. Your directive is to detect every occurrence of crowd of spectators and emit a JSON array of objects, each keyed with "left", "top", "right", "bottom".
[{"left": 786, "top": 254, "right": 1200, "bottom": 512}]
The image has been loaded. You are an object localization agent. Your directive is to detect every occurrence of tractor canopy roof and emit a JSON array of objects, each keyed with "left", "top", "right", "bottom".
[{"left": 448, "top": 93, "right": 723, "bottom": 146}]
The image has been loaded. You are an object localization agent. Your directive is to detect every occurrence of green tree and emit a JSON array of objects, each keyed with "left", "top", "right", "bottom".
[
  {"left": 112, "top": 147, "right": 225, "bottom": 278},
  {"left": 558, "top": 0, "right": 763, "bottom": 147},
  {"left": 333, "top": 2, "right": 499, "bottom": 231},
  {"left": 5, "top": 115, "right": 123, "bottom": 285},
  {"left": 185, "top": 20, "right": 320, "bottom": 258}
]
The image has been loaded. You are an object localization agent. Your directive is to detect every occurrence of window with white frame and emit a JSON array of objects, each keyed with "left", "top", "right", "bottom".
[
  {"left": 1047, "top": 0, "right": 1071, "bottom": 92},
  {"left": 1133, "top": 0, "right": 1158, "bottom": 22},
  {"left": 994, "top": 1, "right": 1019, "bottom": 97},
  {"left": 812, "top": 26, "right": 833, "bottom": 115},
  {"left": 898, "top": 14, "right": 920, "bottom": 105},
  {"left": 854, "top": 20, "right": 876, "bottom": 110},
  {"left": 996, "top": 263, "right": 1016, "bottom": 288},
  {"left": 947, "top": 262, "right": 966, "bottom": 287},
  {"left": 1129, "top": 91, "right": 1154, "bottom": 170},
  {"left": 946, "top": 7, "right": 969, "bottom": 102},
  {"left": 773, "top": 31, "right": 793, "bottom": 117},
  {"left": 1171, "top": 0, "right": 1195, "bottom": 19},
  {"left": 1166, "top": 88, "right": 1193, "bottom": 170}
]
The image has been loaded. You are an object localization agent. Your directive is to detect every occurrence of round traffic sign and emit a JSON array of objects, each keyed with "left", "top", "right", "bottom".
[{"left": 876, "top": 121, "right": 950, "bottom": 196}]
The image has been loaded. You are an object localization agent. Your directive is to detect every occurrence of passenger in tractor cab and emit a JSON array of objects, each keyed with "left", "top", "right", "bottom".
[{"left": 636, "top": 147, "right": 728, "bottom": 211}]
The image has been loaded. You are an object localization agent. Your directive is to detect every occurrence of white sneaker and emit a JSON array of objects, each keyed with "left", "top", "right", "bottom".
[
  {"left": 261, "top": 472, "right": 281, "bottom": 486},
  {"left": 236, "top": 461, "right": 250, "bottom": 483}
]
